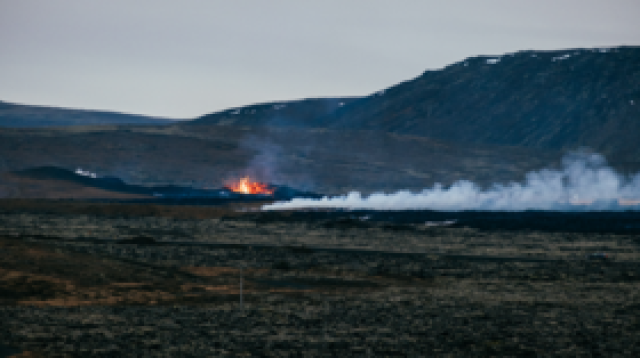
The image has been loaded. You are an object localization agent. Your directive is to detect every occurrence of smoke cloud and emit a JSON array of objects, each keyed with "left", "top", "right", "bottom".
[
  {"left": 263, "top": 152, "right": 640, "bottom": 211},
  {"left": 238, "top": 135, "right": 283, "bottom": 183}
]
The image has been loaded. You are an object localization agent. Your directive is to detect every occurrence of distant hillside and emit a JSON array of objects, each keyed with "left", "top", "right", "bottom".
[
  {"left": 0, "top": 125, "right": 561, "bottom": 196},
  {"left": 0, "top": 101, "right": 177, "bottom": 127},
  {"left": 319, "top": 47, "right": 640, "bottom": 162},
  {"left": 189, "top": 47, "right": 639, "bottom": 163},
  {"left": 1, "top": 46, "right": 638, "bottom": 198},
  {"left": 192, "top": 97, "right": 360, "bottom": 127}
]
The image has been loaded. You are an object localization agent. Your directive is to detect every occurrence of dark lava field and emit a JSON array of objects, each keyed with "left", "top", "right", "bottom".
[{"left": 0, "top": 200, "right": 638, "bottom": 357}]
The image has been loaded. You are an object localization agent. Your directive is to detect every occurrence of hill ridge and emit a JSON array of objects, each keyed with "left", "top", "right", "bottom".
[
  {"left": 0, "top": 100, "right": 178, "bottom": 128},
  {"left": 320, "top": 46, "right": 640, "bottom": 161},
  {"left": 191, "top": 46, "right": 639, "bottom": 163}
]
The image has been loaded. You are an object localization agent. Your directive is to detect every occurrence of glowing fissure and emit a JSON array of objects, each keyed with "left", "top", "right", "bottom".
[
  {"left": 263, "top": 153, "right": 640, "bottom": 211},
  {"left": 226, "top": 177, "right": 274, "bottom": 195}
]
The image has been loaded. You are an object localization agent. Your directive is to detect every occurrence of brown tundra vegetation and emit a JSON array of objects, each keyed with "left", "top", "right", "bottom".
[{"left": 0, "top": 200, "right": 638, "bottom": 356}]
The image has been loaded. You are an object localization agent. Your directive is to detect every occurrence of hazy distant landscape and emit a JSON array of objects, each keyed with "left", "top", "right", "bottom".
[
  {"left": 1, "top": 47, "right": 639, "bottom": 198},
  {"left": 1, "top": 45, "right": 639, "bottom": 356}
]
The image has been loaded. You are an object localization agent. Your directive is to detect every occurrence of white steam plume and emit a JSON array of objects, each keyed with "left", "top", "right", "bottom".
[{"left": 263, "top": 153, "right": 640, "bottom": 211}]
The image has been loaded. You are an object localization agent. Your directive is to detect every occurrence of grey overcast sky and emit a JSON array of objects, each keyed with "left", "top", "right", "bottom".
[{"left": 1, "top": 0, "right": 638, "bottom": 118}]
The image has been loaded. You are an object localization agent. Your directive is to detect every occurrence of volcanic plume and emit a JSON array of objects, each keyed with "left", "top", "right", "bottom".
[{"left": 263, "top": 153, "right": 640, "bottom": 211}]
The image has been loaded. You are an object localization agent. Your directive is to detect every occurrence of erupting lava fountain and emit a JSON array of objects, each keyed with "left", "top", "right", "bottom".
[{"left": 225, "top": 177, "right": 274, "bottom": 195}]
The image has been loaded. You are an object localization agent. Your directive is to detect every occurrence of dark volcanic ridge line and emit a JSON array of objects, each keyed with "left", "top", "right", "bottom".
[{"left": 9, "top": 166, "right": 323, "bottom": 201}]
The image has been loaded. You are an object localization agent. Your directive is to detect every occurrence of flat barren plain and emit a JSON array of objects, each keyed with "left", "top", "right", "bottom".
[{"left": 0, "top": 200, "right": 639, "bottom": 356}]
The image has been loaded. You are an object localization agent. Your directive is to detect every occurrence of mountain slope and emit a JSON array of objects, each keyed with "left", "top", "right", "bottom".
[
  {"left": 320, "top": 47, "right": 640, "bottom": 161},
  {"left": 191, "top": 97, "right": 360, "bottom": 127},
  {"left": 0, "top": 101, "right": 177, "bottom": 127}
]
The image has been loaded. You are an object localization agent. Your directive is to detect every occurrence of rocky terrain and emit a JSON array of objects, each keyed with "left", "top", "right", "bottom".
[{"left": 0, "top": 200, "right": 638, "bottom": 356}]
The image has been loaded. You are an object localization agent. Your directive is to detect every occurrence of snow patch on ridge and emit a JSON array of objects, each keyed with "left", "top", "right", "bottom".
[
  {"left": 75, "top": 168, "right": 97, "bottom": 178},
  {"left": 552, "top": 54, "right": 572, "bottom": 61}
]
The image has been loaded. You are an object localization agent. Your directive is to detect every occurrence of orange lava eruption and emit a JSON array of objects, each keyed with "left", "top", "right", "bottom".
[{"left": 225, "top": 177, "right": 274, "bottom": 195}]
